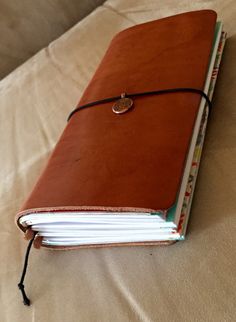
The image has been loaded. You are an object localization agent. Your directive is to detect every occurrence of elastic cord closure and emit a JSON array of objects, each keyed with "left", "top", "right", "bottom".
[
  {"left": 18, "top": 232, "right": 36, "bottom": 306},
  {"left": 67, "top": 87, "right": 212, "bottom": 121}
]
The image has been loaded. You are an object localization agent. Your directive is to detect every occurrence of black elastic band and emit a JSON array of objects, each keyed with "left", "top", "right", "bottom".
[
  {"left": 67, "top": 87, "right": 212, "bottom": 121},
  {"left": 18, "top": 232, "right": 36, "bottom": 306}
]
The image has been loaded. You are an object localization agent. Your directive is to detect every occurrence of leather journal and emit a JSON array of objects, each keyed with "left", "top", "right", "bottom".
[
  {"left": 16, "top": 10, "right": 226, "bottom": 249},
  {"left": 16, "top": 9, "right": 227, "bottom": 306}
]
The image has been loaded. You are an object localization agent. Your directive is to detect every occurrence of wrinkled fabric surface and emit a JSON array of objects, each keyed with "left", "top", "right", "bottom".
[
  {"left": 0, "top": 1, "right": 236, "bottom": 321},
  {"left": 0, "top": 0, "right": 105, "bottom": 79}
]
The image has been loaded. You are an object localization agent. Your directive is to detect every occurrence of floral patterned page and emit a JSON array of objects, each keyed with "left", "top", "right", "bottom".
[{"left": 177, "top": 30, "right": 227, "bottom": 237}]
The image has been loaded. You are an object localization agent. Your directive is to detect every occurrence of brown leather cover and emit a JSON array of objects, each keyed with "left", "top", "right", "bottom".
[{"left": 16, "top": 10, "right": 217, "bottom": 247}]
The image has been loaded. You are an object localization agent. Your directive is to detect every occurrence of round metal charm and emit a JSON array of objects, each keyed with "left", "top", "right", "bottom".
[{"left": 112, "top": 93, "right": 133, "bottom": 114}]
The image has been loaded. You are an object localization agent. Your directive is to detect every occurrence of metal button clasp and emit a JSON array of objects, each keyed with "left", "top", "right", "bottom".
[{"left": 112, "top": 93, "right": 133, "bottom": 114}]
